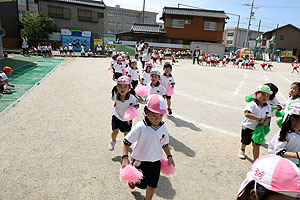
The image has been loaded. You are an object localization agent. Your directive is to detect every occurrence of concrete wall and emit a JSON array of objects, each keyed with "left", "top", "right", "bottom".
[
  {"left": 39, "top": 1, "right": 105, "bottom": 39},
  {"left": 164, "top": 14, "right": 225, "bottom": 44},
  {"left": 190, "top": 42, "right": 225, "bottom": 57}
]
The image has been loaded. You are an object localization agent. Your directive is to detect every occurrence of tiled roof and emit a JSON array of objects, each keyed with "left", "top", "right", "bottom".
[
  {"left": 162, "top": 7, "right": 228, "bottom": 19},
  {"left": 130, "top": 23, "right": 166, "bottom": 33},
  {"left": 46, "top": 0, "right": 106, "bottom": 8}
]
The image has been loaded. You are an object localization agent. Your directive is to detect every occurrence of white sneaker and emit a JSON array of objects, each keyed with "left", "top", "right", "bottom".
[
  {"left": 108, "top": 140, "right": 116, "bottom": 151},
  {"left": 238, "top": 149, "right": 246, "bottom": 159}
]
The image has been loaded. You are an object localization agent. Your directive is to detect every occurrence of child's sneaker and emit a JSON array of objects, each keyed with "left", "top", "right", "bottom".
[
  {"left": 128, "top": 182, "right": 135, "bottom": 189},
  {"left": 238, "top": 149, "right": 246, "bottom": 159},
  {"left": 108, "top": 140, "right": 116, "bottom": 151},
  {"left": 168, "top": 109, "right": 172, "bottom": 115}
]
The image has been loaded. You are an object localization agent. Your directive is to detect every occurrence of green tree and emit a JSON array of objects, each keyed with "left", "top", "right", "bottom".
[{"left": 22, "top": 12, "right": 57, "bottom": 40}]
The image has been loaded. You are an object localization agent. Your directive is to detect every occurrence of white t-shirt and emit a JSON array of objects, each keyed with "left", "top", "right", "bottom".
[
  {"left": 113, "top": 62, "right": 125, "bottom": 73},
  {"left": 69, "top": 45, "right": 73, "bottom": 51},
  {"left": 112, "top": 93, "right": 139, "bottom": 121},
  {"left": 242, "top": 100, "right": 272, "bottom": 130},
  {"left": 127, "top": 67, "right": 140, "bottom": 81},
  {"left": 21, "top": 37, "right": 28, "bottom": 48},
  {"left": 268, "top": 130, "right": 300, "bottom": 165},
  {"left": 142, "top": 72, "right": 151, "bottom": 85},
  {"left": 124, "top": 118, "right": 169, "bottom": 162},
  {"left": 0, "top": 72, "right": 8, "bottom": 82},
  {"left": 161, "top": 73, "right": 175, "bottom": 89},
  {"left": 147, "top": 82, "right": 166, "bottom": 96}
]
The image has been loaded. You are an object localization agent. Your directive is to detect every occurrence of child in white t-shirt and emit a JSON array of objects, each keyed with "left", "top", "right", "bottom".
[
  {"left": 0, "top": 66, "right": 15, "bottom": 95},
  {"left": 108, "top": 76, "right": 139, "bottom": 151},
  {"left": 122, "top": 94, "right": 175, "bottom": 200},
  {"left": 113, "top": 56, "right": 125, "bottom": 80},
  {"left": 161, "top": 62, "right": 175, "bottom": 115},
  {"left": 141, "top": 63, "right": 152, "bottom": 85},
  {"left": 127, "top": 59, "right": 140, "bottom": 90},
  {"left": 268, "top": 101, "right": 300, "bottom": 165},
  {"left": 239, "top": 85, "right": 273, "bottom": 161},
  {"left": 87, "top": 49, "right": 93, "bottom": 57},
  {"left": 146, "top": 70, "right": 166, "bottom": 97}
]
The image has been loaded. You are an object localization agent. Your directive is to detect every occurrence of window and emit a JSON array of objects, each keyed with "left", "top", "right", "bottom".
[
  {"left": 185, "top": 20, "right": 191, "bottom": 25},
  {"left": 165, "top": 39, "right": 171, "bottom": 43},
  {"left": 98, "top": 13, "right": 104, "bottom": 18},
  {"left": 124, "top": 22, "right": 133, "bottom": 27},
  {"left": 18, "top": 0, "right": 26, "bottom": 5},
  {"left": 172, "top": 19, "right": 184, "bottom": 28},
  {"left": 227, "top": 40, "right": 233, "bottom": 45},
  {"left": 107, "top": 20, "right": 122, "bottom": 26},
  {"left": 48, "top": 6, "right": 63, "bottom": 18},
  {"left": 204, "top": 22, "right": 216, "bottom": 31},
  {"left": 144, "top": 15, "right": 151, "bottom": 20},
  {"left": 108, "top": 11, "right": 122, "bottom": 17},
  {"left": 125, "top": 13, "right": 138, "bottom": 19},
  {"left": 177, "top": 40, "right": 183, "bottom": 44},
  {"left": 78, "top": 9, "right": 99, "bottom": 22},
  {"left": 280, "top": 35, "right": 284, "bottom": 40},
  {"left": 227, "top": 32, "right": 234, "bottom": 37}
]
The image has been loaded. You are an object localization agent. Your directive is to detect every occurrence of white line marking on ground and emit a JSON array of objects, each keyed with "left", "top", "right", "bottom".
[
  {"left": 244, "top": 73, "right": 248, "bottom": 79},
  {"left": 276, "top": 72, "right": 292, "bottom": 84},
  {"left": 263, "top": 74, "right": 269, "bottom": 81},
  {"left": 171, "top": 114, "right": 238, "bottom": 137},
  {"left": 175, "top": 90, "right": 243, "bottom": 111},
  {"left": 234, "top": 81, "right": 244, "bottom": 96}
]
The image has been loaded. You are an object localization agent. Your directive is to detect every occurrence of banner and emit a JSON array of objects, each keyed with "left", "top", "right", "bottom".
[
  {"left": 286, "top": 51, "right": 293, "bottom": 57},
  {"left": 61, "top": 29, "right": 91, "bottom": 52},
  {"left": 94, "top": 39, "right": 103, "bottom": 46}
]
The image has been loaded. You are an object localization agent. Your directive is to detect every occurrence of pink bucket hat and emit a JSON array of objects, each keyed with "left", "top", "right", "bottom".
[
  {"left": 130, "top": 58, "right": 137, "bottom": 63},
  {"left": 117, "top": 76, "right": 131, "bottom": 85},
  {"left": 145, "top": 62, "right": 153, "bottom": 67},
  {"left": 117, "top": 56, "right": 123, "bottom": 61},
  {"left": 237, "top": 155, "right": 300, "bottom": 198},
  {"left": 145, "top": 94, "right": 167, "bottom": 115}
]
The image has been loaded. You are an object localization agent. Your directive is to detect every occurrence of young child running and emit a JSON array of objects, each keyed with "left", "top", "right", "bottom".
[
  {"left": 113, "top": 56, "right": 125, "bottom": 80},
  {"left": 268, "top": 101, "right": 300, "bottom": 166},
  {"left": 239, "top": 85, "right": 272, "bottom": 161},
  {"left": 267, "top": 60, "right": 273, "bottom": 71},
  {"left": 122, "top": 94, "right": 175, "bottom": 200},
  {"left": 161, "top": 62, "right": 175, "bottom": 115},
  {"left": 292, "top": 60, "right": 299, "bottom": 73},
  {"left": 126, "top": 59, "right": 140, "bottom": 90},
  {"left": 141, "top": 62, "right": 152, "bottom": 85},
  {"left": 147, "top": 70, "right": 166, "bottom": 97},
  {"left": 108, "top": 76, "right": 139, "bottom": 151},
  {"left": 0, "top": 66, "right": 15, "bottom": 95}
]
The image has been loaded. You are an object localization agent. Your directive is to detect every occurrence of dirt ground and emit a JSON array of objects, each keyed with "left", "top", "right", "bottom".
[{"left": 0, "top": 57, "right": 298, "bottom": 200}]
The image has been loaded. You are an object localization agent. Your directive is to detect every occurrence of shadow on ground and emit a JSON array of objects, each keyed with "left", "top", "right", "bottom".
[
  {"left": 167, "top": 115, "right": 201, "bottom": 132},
  {"left": 156, "top": 176, "right": 176, "bottom": 199},
  {"left": 131, "top": 191, "right": 145, "bottom": 200},
  {"left": 169, "top": 136, "right": 196, "bottom": 157}
]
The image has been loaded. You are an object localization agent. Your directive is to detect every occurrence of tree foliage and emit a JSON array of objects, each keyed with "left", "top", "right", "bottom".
[{"left": 22, "top": 12, "right": 57, "bottom": 40}]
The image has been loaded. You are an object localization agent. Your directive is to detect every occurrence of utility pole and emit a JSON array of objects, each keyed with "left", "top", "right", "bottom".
[
  {"left": 142, "top": 0, "right": 145, "bottom": 23},
  {"left": 256, "top": 20, "right": 261, "bottom": 38},
  {"left": 244, "top": 0, "right": 254, "bottom": 48}
]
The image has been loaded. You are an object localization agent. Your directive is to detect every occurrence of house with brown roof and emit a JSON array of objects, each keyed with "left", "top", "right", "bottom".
[{"left": 161, "top": 7, "right": 228, "bottom": 45}]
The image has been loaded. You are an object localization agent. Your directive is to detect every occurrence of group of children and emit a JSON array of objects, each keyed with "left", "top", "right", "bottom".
[
  {"left": 108, "top": 51, "right": 176, "bottom": 200},
  {"left": 239, "top": 81, "right": 300, "bottom": 168}
]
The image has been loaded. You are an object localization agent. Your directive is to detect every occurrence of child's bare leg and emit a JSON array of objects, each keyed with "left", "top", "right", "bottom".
[
  {"left": 252, "top": 143, "right": 260, "bottom": 161},
  {"left": 145, "top": 186, "right": 155, "bottom": 200},
  {"left": 241, "top": 143, "right": 246, "bottom": 150},
  {"left": 167, "top": 98, "right": 171, "bottom": 109},
  {"left": 123, "top": 131, "right": 129, "bottom": 137},
  {"left": 111, "top": 129, "right": 119, "bottom": 141}
]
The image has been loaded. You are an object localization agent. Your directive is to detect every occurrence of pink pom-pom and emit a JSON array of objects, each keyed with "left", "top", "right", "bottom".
[
  {"left": 110, "top": 59, "right": 114, "bottom": 64},
  {"left": 124, "top": 107, "right": 139, "bottom": 121},
  {"left": 123, "top": 68, "right": 127, "bottom": 74},
  {"left": 120, "top": 165, "right": 143, "bottom": 184},
  {"left": 160, "top": 158, "right": 175, "bottom": 175},
  {"left": 107, "top": 66, "right": 113, "bottom": 73},
  {"left": 166, "top": 87, "right": 174, "bottom": 96},
  {"left": 135, "top": 84, "right": 150, "bottom": 97}
]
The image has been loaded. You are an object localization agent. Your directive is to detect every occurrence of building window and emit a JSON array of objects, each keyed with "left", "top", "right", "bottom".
[
  {"left": 144, "top": 15, "right": 151, "bottom": 20},
  {"left": 165, "top": 39, "right": 171, "bottom": 43},
  {"left": 48, "top": 6, "right": 63, "bottom": 18},
  {"left": 18, "top": 0, "right": 26, "bottom": 5},
  {"left": 78, "top": 9, "right": 92, "bottom": 22},
  {"left": 108, "top": 11, "right": 122, "bottom": 17},
  {"left": 227, "top": 32, "right": 234, "bottom": 37},
  {"left": 172, "top": 19, "right": 184, "bottom": 28},
  {"left": 107, "top": 20, "right": 122, "bottom": 26},
  {"left": 125, "top": 13, "right": 139, "bottom": 19},
  {"left": 227, "top": 40, "right": 233, "bottom": 45},
  {"left": 99, "top": 13, "right": 104, "bottom": 18},
  {"left": 124, "top": 22, "right": 133, "bottom": 27},
  {"left": 280, "top": 35, "right": 284, "bottom": 40},
  {"left": 177, "top": 40, "right": 183, "bottom": 44},
  {"left": 204, "top": 22, "right": 216, "bottom": 31}
]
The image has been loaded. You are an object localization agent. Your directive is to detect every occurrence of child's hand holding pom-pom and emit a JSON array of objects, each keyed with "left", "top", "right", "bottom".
[
  {"left": 124, "top": 107, "right": 139, "bottom": 121},
  {"left": 120, "top": 165, "right": 143, "bottom": 184},
  {"left": 107, "top": 66, "right": 113, "bottom": 73},
  {"left": 160, "top": 158, "right": 175, "bottom": 175},
  {"left": 166, "top": 87, "right": 174, "bottom": 96}
]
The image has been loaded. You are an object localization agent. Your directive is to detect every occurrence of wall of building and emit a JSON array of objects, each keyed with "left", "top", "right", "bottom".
[
  {"left": 190, "top": 41, "right": 225, "bottom": 57},
  {"left": 224, "top": 28, "right": 261, "bottom": 49},
  {"left": 38, "top": 1, "right": 105, "bottom": 39},
  {"left": 164, "top": 14, "right": 225, "bottom": 44},
  {"left": 0, "top": 1, "right": 21, "bottom": 48},
  {"left": 18, "top": 0, "right": 39, "bottom": 21},
  {"left": 104, "top": 7, "right": 157, "bottom": 36}
]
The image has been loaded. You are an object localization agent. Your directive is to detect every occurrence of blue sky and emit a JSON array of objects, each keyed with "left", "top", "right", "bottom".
[{"left": 103, "top": 0, "right": 300, "bottom": 32}]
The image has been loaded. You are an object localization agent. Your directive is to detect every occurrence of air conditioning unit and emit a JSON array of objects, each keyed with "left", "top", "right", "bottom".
[{"left": 185, "top": 20, "right": 191, "bottom": 25}]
